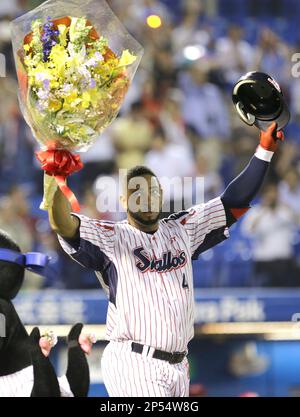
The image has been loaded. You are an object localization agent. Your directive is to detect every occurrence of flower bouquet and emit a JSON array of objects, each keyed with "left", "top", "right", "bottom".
[{"left": 11, "top": 0, "right": 143, "bottom": 211}]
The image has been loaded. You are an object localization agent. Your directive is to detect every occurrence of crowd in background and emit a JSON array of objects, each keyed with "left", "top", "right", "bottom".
[{"left": 0, "top": 0, "right": 300, "bottom": 289}]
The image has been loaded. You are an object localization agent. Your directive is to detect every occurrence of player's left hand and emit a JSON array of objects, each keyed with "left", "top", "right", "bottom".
[{"left": 259, "top": 122, "right": 284, "bottom": 152}]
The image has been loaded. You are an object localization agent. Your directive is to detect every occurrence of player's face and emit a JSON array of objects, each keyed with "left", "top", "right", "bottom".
[{"left": 127, "top": 175, "right": 163, "bottom": 227}]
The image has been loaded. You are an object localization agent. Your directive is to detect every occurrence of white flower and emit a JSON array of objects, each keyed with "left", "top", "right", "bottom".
[{"left": 56, "top": 125, "right": 65, "bottom": 134}]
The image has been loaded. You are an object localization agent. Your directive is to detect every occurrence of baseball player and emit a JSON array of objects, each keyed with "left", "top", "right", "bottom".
[{"left": 50, "top": 123, "right": 284, "bottom": 397}]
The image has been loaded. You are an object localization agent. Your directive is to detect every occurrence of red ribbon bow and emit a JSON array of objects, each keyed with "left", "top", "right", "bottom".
[{"left": 36, "top": 149, "right": 84, "bottom": 212}]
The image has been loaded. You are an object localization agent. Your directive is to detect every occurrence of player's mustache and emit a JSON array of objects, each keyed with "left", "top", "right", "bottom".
[{"left": 129, "top": 211, "right": 160, "bottom": 226}]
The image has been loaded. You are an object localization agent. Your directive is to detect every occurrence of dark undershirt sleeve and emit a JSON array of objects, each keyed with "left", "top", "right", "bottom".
[
  {"left": 220, "top": 155, "right": 269, "bottom": 226},
  {"left": 63, "top": 236, "right": 80, "bottom": 250}
]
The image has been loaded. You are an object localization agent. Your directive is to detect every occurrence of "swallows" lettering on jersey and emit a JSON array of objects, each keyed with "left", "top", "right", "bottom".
[{"left": 133, "top": 247, "right": 187, "bottom": 273}]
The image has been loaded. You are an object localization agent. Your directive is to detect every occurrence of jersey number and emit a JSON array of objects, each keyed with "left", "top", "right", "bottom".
[{"left": 182, "top": 273, "right": 189, "bottom": 289}]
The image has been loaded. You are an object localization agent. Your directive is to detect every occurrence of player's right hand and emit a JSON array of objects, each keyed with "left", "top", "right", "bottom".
[{"left": 260, "top": 122, "right": 284, "bottom": 152}]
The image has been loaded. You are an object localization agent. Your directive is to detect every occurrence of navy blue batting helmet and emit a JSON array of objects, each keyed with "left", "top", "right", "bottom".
[{"left": 232, "top": 71, "right": 290, "bottom": 131}]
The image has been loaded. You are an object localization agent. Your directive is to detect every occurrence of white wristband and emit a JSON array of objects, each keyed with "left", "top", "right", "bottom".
[{"left": 255, "top": 145, "right": 274, "bottom": 162}]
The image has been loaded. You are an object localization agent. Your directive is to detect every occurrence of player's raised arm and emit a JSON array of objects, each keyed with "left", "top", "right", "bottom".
[
  {"left": 48, "top": 188, "right": 80, "bottom": 239},
  {"left": 51, "top": 188, "right": 116, "bottom": 273},
  {"left": 171, "top": 122, "right": 284, "bottom": 259},
  {"left": 220, "top": 122, "right": 284, "bottom": 225}
]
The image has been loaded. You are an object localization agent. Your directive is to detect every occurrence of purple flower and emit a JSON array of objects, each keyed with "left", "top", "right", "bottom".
[
  {"left": 86, "top": 58, "right": 97, "bottom": 67},
  {"left": 43, "top": 79, "right": 50, "bottom": 90},
  {"left": 89, "top": 78, "right": 96, "bottom": 88},
  {"left": 42, "top": 17, "right": 59, "bottom": 62},
  {"left": 62, "top": 84, "right": 72, "bottom": 94},
  {"left": 94, "top": 52, "right": 103, "bottom": 61}
]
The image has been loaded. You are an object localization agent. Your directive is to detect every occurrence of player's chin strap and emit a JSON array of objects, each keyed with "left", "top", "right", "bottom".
[{"left": 0, "top": 249, "right": 50, "bottom": 276}]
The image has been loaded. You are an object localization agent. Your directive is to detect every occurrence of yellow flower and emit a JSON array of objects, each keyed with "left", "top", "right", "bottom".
[
  {"left": 28, "top": 63, "right": 53, "bottom": 87},
  {"left": 57, "top": 24, "right": 68, "bottom": 47},
  {"left": 50, "top": 79, "right": 60, "bottom": 89},
  {"left": 81, "top": 91, "right": 91, "bottom": 109},
  {"left": 118, "top": 50, "right": 137, "bottom": 67},
  {"left": 48, "top": 98, "right": 62, "bottom": 112},
  {"left": 88, "top": 89, "right": 98, "bottom": 106},
  {"left": 49, "top": 44, "right": 68, "bottom": 78},
  {"left": 67, "top": 52, "right": 84, "bottom": 70},
  {"left": 89, "top": 88, "right": 105, "bottom": 107},
  {"left": 63, "top": 90, "right": 80, "bottom": 111},
  {"left": 24, "top": 44, "right": 30, "bottom": 52},
  {"left": 94, "top": 59, "right": 117, "bottom": 77}
]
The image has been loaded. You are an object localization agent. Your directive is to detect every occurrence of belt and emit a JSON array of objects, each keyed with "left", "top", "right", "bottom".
[{"left": 131, "top": 342, "right": 186, "bottom": 365}]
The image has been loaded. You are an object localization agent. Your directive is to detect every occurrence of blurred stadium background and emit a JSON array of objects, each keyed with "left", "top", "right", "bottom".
[{"left": 1, "top": 0, "right": 300, "bottom": 397}]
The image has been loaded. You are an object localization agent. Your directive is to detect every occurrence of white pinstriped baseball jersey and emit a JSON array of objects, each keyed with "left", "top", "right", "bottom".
[{"left": 59, "top": 196, "right": 228, "bottom": 353}]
